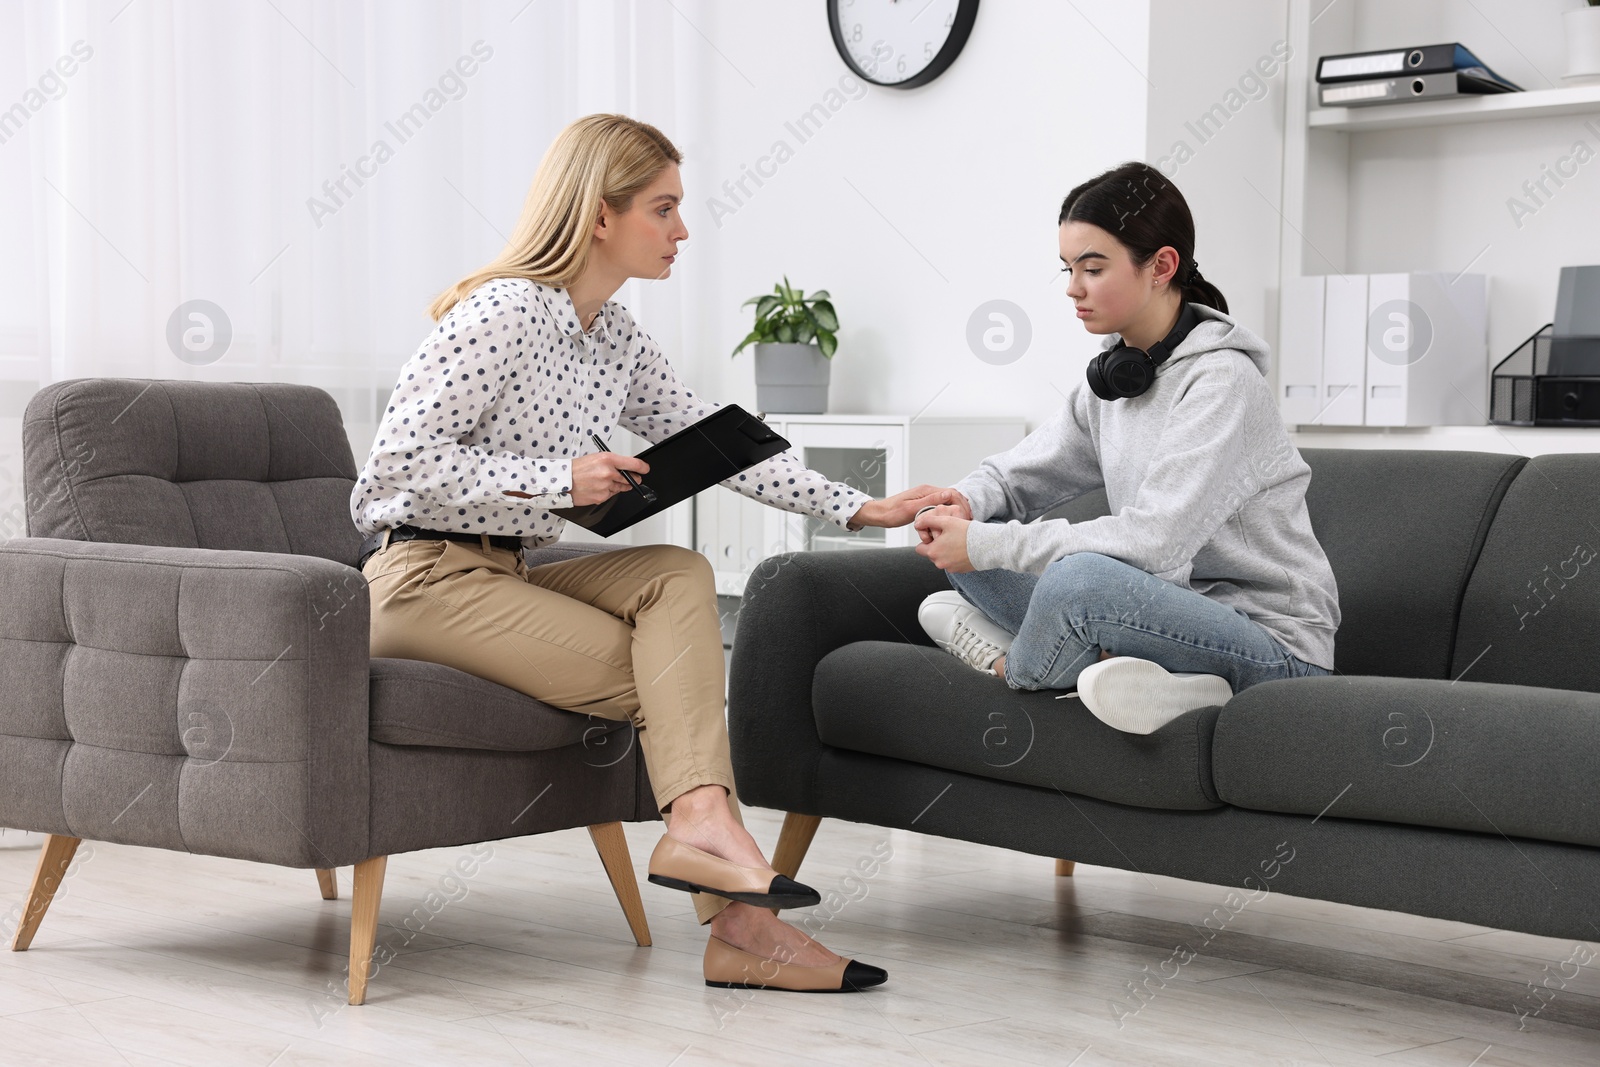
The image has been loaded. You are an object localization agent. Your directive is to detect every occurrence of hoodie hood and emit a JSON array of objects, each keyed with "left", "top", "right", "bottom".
[{"left": 1098, "top": 303, "right": 1271, "bottom": 379}]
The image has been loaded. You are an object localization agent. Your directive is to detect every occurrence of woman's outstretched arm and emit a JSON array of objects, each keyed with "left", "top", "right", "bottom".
[{"left": 614, "top": 318, "right": 874, "bottom": 531}]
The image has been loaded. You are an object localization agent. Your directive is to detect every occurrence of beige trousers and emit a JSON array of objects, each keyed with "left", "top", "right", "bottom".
[{"left": 361, "top": 531, "right": 742, "bottom": 923}]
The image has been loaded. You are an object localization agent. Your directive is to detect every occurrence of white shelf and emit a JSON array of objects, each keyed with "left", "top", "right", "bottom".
[{"left": 1309, "top": 81, "right": 1600, "bottom": 132}]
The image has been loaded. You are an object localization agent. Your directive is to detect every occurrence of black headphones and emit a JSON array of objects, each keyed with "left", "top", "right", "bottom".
[{"left": 1085, "top": 301, "right": 1204, "bottom": 401}]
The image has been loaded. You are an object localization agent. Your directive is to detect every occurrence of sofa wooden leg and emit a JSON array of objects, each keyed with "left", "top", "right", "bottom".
[
  {"left": 588, "top": 822, "right": 651, "bottom": 948},
  {"left": 771, "top": 813, "right": 822, "bottom": 881},
  {"left": 347, "top": 855, "right": 387, "bottom": 1005},
  {"left": 1055, "top": 859, "right": 1076, "bottom": 877},
  {"left": 10, "top": 834, "right": 81, "bottom": 951},
  {"left": 316, "top": 868, "right": 339, "bottom": 900}
]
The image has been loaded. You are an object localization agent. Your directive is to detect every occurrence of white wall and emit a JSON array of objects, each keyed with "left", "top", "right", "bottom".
[
  {"left": 1145, "top": 0, "right": 1291, "bottom": 386},
  {"left": 668, "top": 1, "right": 1150, "bottom": 434}
]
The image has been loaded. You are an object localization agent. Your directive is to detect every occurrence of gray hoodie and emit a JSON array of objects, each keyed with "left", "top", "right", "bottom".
[{"left": 952, "top": 304, "right": 1340, "bottom": 670}]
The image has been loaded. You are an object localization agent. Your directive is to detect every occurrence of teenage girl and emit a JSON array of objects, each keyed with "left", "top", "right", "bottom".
[{"left": 915, "top": 161, "right": 1339, "bottom": 734}]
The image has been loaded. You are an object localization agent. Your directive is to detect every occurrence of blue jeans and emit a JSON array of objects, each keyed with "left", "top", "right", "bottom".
[{"left": 946, "top": 552, "right": 1332, "bottom": 693}]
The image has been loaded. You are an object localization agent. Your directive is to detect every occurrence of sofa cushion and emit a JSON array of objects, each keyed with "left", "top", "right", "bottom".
[
  {"left": 1212, "top": 674, "right": 1600, "bottom": 848},
  {"left": 369, "top": 657, "right": 629, "bottom": 753},
  {"left": 1291, "top": 449, "right": 1525, "bottom": 679},
  {"left": 812, "top": 641, "right": 1223, "bottom": 810},
  {"left": 1448, "top": 453, "right": 1600, "bottom": 694}
]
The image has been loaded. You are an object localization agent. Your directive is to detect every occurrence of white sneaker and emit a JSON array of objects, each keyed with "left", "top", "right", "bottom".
[
  {"left": 918, "top": 591, "right": 1014, "bottom": 676},
  {"left": 1075, "top": 657, "right": 1234, "bottom": 734}
]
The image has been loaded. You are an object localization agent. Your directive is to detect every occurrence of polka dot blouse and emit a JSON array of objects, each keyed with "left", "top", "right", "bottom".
[{"left": 351, "top": 277, "right": 874, "bottom": 550}]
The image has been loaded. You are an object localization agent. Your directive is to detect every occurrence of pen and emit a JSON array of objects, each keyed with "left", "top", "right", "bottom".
[{"left": 590, "top": 431, "right": 658, "bottom": 504}]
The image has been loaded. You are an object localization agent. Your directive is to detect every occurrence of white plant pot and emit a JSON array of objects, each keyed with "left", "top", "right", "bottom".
[
  {"left": 1564, "top": 7, "right": 1600, "bottom": 82},
  {"left": 753, "top": 342, "right": 831, "bottom": 414}
]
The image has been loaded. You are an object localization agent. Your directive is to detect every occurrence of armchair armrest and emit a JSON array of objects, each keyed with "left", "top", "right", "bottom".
[
  {"left": 0, "top": 537, "right": 371, "bottom": 868},
  {"left": 728, "top": 547, "right": 950, "bottom": 812}
]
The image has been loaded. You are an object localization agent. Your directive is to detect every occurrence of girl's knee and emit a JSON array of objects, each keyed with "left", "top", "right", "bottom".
[
  {"left": 947, "top": 566, "right": 1000, "bottom": 594},
  {"left": 1038, "top": 552, "right": 1127, "bottom": 602},
  {"left": 1031, "top": 553, "right": 1158, "bottom": 638},
  {"left": 1044, "top": 552, "right": 1122, "bottom": 580}
]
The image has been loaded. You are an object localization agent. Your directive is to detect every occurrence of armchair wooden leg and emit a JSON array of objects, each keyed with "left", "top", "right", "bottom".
[
  {"left": 587, "top": 822, "right": 651, "bottom": 948},
  {"left": 316, "top": 868, "right": 338, "bottom": 900},
  {"left": 347, "top": 855, "right": 387, "bottom": 1006},
  {"left": 771, "top": 813, "right": 822, "bottom": 881},
  {"left": 11, "top": 835, "right": 81, "bottom": 951},
  {"left": 1055, "top": 859, "right": 1076, "bottom": 877}
]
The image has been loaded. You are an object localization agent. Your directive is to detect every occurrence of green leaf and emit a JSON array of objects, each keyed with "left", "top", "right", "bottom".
[
  {"left": 807, "top": 289, "right": 830, "bottom": 302},
  {"left": 816, "top": 330, "right": 837, "bottom": 358},
  {"left": 754, "top": 294, "right": 781, "bottom": 322},
  {"left": 730, "top": 328, "right": 764, "bottom": 357},
  {"left": 795, "top": 317, "right": 816, "bottom": 343},
  {"left": 809, "top": 300, "right": 839, "bottom": 331},
  {"left": 775, "top": 320, "right": 796, "bottom": 343}
]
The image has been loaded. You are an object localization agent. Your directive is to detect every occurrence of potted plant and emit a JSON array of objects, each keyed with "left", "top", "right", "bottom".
[
  {"left": 1566, "top": 0, "right": 1600, "bottom": 83},
  {"left": 730, "top": 276, "right": 839, "bottom": 414}
]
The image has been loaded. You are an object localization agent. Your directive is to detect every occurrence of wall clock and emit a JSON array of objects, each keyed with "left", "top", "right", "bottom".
[{"left": 827, "top": 0, "right": 979, "bottom": 89}]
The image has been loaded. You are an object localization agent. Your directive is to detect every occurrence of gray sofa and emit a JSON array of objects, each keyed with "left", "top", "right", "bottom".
[
  {"left": 1, "top": 379, "right": 657, "bottom": 1004},
  {"left": 730, "top": 447, "right": 1600, "bottom": 945}
]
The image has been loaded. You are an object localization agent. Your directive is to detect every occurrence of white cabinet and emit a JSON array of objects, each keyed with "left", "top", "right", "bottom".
[{"left": 695, "top": 414, "right": 1027, "bottom": 596}]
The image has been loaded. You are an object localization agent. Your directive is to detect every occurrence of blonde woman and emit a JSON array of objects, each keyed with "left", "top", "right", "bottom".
[{"left": 352, "top": 114, "right": 950, "bottom": 992}]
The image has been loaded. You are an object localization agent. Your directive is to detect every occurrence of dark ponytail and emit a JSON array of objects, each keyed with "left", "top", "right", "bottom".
[{"left": 1058, "top": 161, "right": 1229, "bottom": 315}]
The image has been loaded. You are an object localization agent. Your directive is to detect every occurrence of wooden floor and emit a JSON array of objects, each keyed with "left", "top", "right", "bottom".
[{"left": 1, "top": 813, "right": 1596, "bottom": 1066}]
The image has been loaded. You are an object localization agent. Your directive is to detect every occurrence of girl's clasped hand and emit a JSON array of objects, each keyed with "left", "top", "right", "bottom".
[{"left": 913, "top": 493, "right": 975, "bottom": 573}]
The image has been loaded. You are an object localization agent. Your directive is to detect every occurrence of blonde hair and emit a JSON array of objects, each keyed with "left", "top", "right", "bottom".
[{"left": 426, "top": 113, "right": 682, "bottom": 322}]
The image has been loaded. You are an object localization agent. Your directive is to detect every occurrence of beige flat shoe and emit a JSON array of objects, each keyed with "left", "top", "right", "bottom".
[
  {"left": 646, "top": 835, "right": 821, "bottom": 909},
  {"left": 703, "top": 935, "right": 888, "bottom": 993}
]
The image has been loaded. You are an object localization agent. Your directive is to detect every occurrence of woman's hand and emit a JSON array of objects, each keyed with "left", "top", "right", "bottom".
[
  {"left": 914, "top": 512, "right": 975, "bottom": 573},
  {"left": 506, "top": 452, "right": 650, "bottom": 507},
  {"left": 846, "top": 485, "right": 968, "bottom": 532}
]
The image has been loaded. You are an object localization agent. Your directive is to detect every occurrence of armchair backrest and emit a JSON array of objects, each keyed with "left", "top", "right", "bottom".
[{"left": 22, "top": 379, "right": 362, "bottom": 567}]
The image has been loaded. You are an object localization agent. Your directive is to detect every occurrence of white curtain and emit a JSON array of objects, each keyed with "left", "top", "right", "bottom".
[{"left": 0, "top": 0, "right": 688, "bottom": 541}]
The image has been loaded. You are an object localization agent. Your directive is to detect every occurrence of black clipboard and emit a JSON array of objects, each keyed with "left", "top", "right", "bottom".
[{"left": 549, "top": 404, "right": 790, "bottom": 537}]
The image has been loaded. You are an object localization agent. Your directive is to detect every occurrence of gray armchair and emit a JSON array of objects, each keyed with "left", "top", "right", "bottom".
[{"left": 1, "top": 378, "right": 659, "bottom": 1004}]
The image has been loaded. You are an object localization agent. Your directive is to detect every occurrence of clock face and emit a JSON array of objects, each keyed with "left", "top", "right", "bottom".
[{"left": 827, "top": 0, "right": 979, "bottom": 90}]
